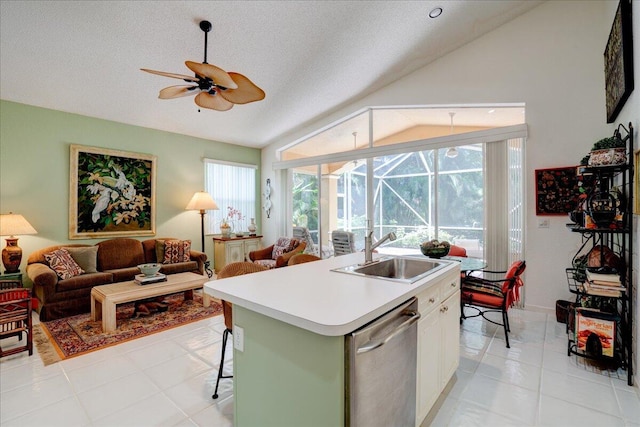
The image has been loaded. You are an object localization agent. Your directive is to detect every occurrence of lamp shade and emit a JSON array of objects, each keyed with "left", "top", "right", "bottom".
[
  {"left": 0, "top": 213, "right": 37, "bottom": 237},
  {"left": 185, "top": 192, "right": 219, "bottom": 211}
]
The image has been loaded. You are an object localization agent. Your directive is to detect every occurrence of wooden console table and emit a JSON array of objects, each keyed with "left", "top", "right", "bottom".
[{"left": 213, "top": 235, "right": 262, "bottom": 273}]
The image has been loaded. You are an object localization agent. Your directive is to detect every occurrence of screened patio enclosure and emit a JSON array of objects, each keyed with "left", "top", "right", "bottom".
[{"left": 277, "top": 105, "right": 526, "bottom": 270}]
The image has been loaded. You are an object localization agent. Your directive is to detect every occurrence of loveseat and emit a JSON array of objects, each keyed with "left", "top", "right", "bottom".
[{"left": 26, "top": 238, "right": 207, "bottom": 321}]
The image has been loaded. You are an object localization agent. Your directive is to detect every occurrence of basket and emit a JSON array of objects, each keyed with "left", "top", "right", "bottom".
[{"left": 556, "top": 300, "right": 573, "bottom": 324}]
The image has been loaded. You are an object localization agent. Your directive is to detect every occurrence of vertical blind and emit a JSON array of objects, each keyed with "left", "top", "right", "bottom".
[{"left": 204, "top": 159, "right": 257, "bottom": 234}]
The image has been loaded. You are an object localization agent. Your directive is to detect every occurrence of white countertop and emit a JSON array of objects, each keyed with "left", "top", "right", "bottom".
[{"left": 204, "top": 252, "right": 459, "bottom": 336}]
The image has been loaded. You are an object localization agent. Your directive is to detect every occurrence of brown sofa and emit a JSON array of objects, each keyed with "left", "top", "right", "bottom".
[{"left": 26, "top": 237, "right": 207, "bottom": 321}]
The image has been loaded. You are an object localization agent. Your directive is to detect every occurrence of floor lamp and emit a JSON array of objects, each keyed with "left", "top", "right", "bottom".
[{"left": 186, "top": 191, "right": 219, "bottom": 252}]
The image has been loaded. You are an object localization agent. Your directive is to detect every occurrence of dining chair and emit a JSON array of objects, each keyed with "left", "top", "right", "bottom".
[
  {"left": 212, "top": 262, "right": 268, "bottom": 399},
  {"left": 292, "top": 226, "right": 319, "bottom": 256},
  {"left": 448, "top": 244, "right": 467, "bottom": 257},
  {"left": 460, "top": 260, "right": 526, "bottom": 348},
  {"left": 331, "top": 230, "right": 356, "bottom": 256}
]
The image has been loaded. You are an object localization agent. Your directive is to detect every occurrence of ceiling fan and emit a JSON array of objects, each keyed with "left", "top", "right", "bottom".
[{"left": 141, "top": 20, "right": 265, "bottom": 111}]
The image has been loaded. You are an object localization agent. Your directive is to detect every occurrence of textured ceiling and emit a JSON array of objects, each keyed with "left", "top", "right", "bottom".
[{"left": 0, "top": 1, "right": 542, "bottom": 148}]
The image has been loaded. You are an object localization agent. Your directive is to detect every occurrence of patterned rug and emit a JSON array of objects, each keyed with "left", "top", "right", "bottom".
[{"left": 35, "top": 292, "right": 222, "bottom": 365}]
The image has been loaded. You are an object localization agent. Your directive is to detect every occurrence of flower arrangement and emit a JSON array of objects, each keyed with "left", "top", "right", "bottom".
[{"left": 221, "top": 206, "right": 243, "bottom": 229}]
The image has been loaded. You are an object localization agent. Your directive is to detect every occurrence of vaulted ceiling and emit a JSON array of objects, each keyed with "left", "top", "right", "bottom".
[{"left": 0, "top": 1, "right": 542, "bottom": 148}]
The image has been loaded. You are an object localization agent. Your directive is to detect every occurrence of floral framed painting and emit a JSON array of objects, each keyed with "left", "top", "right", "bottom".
[
  {"left": 535, "top": 166, "right": 580, "bottom": 215},
  {"left": 69, "top": 144, "right": 157, "bottom": 239}
]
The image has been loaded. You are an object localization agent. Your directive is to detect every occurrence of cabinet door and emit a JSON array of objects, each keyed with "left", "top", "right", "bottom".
[
  {"left": 416, "top": 308, "right": 440, "bottom": 425},
  {"left": 440, "top": 290, "right": 460, "bottom": 388},
  {"left": 244, "top": 238, "right": 262, "bottom": 259},
  {"left": 226, "top": 240, "right": 246, "bottom": 263}
]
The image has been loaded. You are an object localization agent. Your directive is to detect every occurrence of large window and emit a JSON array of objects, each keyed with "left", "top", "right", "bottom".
[
  {"left": 292, "top": 168, "right": 320, "bottom": 244},
  {"left": 370, "top": 145, "right": 483, "bottom": 256},
  {"left": 204, "top": 159, "right": 257, "bottom": 234},
  {"left": 276, "top": 105, "right": 526, "bottom": 267}
]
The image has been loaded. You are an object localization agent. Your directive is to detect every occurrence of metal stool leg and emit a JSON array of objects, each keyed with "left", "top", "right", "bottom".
[{"left": 212, "top": 328, "right": 233, "bottom": 399}]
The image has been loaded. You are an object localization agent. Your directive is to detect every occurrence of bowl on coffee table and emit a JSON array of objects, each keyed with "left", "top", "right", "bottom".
[{"left": 138, "top": 263, "right": 162, "bottom": 277}]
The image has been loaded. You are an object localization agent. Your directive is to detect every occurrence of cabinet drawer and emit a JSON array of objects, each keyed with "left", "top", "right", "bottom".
[
  {"left": 440, "top": 274, "right": 459, "bottom": 300},
  {"left": 417, "top": 285, "right": 441, "bottom": 316}
]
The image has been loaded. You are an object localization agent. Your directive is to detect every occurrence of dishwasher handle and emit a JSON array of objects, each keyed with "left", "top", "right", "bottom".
[{"left": 356, "top": 310, "right": 420, "bottom": 354}]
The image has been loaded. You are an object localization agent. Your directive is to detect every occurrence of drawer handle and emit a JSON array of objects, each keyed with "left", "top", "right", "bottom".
[
  {"left": 440, "top": 306, "right": 448, "bottom": 313},
  {"left": 450, "top": 282, "right": 456, "bottom": 288},
  {"left": 429, "top": 297, "right": 435, "bottom": 303}
]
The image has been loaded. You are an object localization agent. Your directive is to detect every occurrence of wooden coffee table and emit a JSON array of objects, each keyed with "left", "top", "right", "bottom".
[{"left": 91, "top": 272, "right": 210, "bottom": 333}]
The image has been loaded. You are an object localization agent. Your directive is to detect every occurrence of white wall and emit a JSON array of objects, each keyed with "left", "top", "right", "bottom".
[{"left": 262, "top": 1, "right": 637, "bottom": 314}]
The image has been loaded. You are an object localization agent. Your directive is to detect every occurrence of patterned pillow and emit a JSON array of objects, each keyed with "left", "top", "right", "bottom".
[
  {"left": 461, "top": 278, "right": 504, "bottom": 298},
  {"left": 44, "top": 248, "right": 85, "bottom": 280},
  {"left": 271, "top": 237, "right": 293, "bottom": 259},
  {"left": 163, "top": 240, "right": 191, "bottom": 264}
]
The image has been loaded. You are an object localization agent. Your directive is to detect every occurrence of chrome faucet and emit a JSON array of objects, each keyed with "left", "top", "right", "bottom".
[{"left": 363, "top": 223, "right": 397, "bottom": 265}]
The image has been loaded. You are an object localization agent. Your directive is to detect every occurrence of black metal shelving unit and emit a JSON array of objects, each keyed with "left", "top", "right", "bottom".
[{"left": 565, "top": 122, "right": 634, "bottom": 386}]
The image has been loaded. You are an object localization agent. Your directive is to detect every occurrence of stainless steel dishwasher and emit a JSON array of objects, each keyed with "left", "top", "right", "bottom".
[{"left": 345, "top": 297, "right": 420, "bottom": 427}]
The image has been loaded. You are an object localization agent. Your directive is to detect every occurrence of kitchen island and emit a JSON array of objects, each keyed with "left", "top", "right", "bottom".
[{"left": 204, "top": 252, "right": 460, "bottom": 427}]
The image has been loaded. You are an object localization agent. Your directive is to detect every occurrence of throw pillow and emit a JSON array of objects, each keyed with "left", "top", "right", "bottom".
[
  {"left": 63, "top": 246, "right": 98, "bottom": 273},
  {"left": 155, "top": 240, "right": 165, "bottom": 263},
  {"left": 44, "top": 248, "right": 85, "bottom": 280},
  {"left": 271, "top": 237, "right": 293, "bottom": 259},
  {"left": 163, "top": 240, "right": 191, "bottom": 264}
]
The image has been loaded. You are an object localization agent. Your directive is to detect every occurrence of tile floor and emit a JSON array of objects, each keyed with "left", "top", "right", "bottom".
[{"left": 1, "top": 307, "right": 639, "bottom": 426}]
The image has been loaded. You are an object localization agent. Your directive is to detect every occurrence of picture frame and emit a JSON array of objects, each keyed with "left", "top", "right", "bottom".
[
  {"left": 535, "top": 166, "right": 580, "bottom": 215},
  {"left": 69, "top": 144, "right": 157, "bottom": 239},
  {"left": 635, "top": 150, "right": 640, "bottom": 214},
  {"left": 604, "top": 0, "right": 634, "bottom": 124}
]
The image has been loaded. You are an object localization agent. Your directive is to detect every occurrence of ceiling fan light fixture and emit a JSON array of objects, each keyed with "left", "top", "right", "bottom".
[
  {"left": 445, "top": 147, "right": 459, "bottom": 158},
  {"left": 429, "top": 7, "right": 443, "bottom": 19},
  {"left": 445, "top": 111, "right": 458, "bottom": 158},
  {"left": 141, "top": 20, "right": 264, "bottom": 111}
]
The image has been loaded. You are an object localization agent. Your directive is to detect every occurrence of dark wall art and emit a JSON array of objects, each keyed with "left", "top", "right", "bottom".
[
  {"left": 535, "top": 167, "right": 580, "bottom": 215},
  {"left": 69, "top": 144, "right": 157, "bottom": 239},
  {"left": 604, "top": 0, "right": 634, "bottom": 123}
]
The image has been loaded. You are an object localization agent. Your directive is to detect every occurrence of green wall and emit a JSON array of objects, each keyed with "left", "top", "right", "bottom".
[{"left": 0, "top": 100, "right": 261, "bottom": 280}]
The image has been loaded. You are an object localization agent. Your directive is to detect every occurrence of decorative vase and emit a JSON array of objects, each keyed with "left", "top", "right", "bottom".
[
  {"left": 220, "top": 224, "right": 231, "bottom": 238},
  {"left": 248, "top": 218, "right": 257, "bottom": 236}
]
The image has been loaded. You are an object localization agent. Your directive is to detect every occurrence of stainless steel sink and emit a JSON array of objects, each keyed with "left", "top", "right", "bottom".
[{"left": 331, "top": 256, "right": 447, "bottom": 284}]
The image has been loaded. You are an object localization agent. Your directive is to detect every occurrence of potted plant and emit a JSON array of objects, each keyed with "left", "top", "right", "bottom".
[{"left": 587, "top": 136, "right": 626, "bottom": 167}]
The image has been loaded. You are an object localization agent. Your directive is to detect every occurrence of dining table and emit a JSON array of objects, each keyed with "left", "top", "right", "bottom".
[{"left": 442, "top": 255, "right": 487, "bottom": 274}]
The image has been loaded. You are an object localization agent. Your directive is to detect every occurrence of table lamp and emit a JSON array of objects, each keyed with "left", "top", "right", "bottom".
[
  {"left": 0, "top": 212, "right": 38, "bottom": 274},
  {"left": 186, "top": 191, "right": 219, "bottom": 251}
]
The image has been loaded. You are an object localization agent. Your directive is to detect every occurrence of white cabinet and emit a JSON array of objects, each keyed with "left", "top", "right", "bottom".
[
  {"left": 213, "top": 236, "right": 262, "bottom": 273},
  {"left": 415, "top": 270, "right": 460, "bottom": 426}
]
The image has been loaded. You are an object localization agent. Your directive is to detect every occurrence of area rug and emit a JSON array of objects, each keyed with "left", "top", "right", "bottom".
[{"left": 35, "top": 292, "right": 222, "bottom": 366}]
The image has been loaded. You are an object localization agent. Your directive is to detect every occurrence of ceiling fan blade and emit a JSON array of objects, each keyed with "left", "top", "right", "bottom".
[
  {"left": 140, "top": 68, "right": 198, "bottom": 82},
  {"left": 158, "top": 85, "right": 199, "bottom": 99},
  {"left": 218, "top": 72, "right": 266, "bottom": 104},
  {"left": 185, "top": 61, "right": 238, "bottom": 90},
  {"left": 194, "top": 92, "right": 234, "bottom": 111}
]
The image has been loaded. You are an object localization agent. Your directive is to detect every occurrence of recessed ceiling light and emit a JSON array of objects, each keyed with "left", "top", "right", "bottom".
[{"left": 429, "top": 7, "right": 443, "bottom": 18}]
